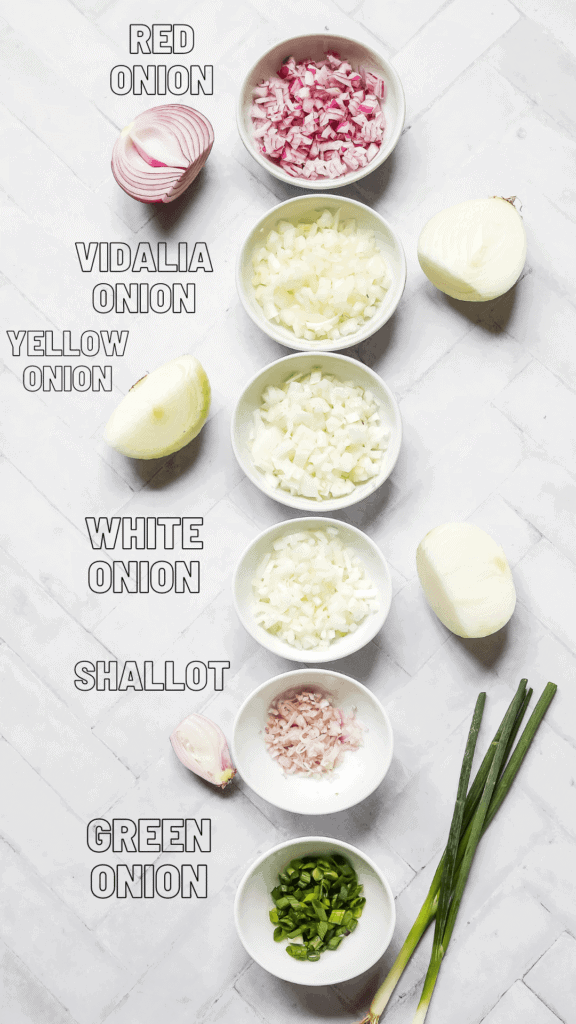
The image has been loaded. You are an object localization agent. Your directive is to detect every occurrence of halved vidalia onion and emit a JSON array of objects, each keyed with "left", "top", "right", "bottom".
[
  {"left": 105, "top": 354, "right": 210, "bottom": 459},
  {"left": 417, "top": 197, "right": 526, "bottom": 302},
  {"left": 416, "top": 522, "right": 516, "bottom": 638}
]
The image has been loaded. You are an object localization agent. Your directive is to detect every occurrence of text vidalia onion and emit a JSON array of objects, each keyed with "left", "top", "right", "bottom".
[
  {"left": 417, "top": 197, "right": 526, "bottom": 302},
  {"left": 105, "top": 354, "right": 210, "bottom": 459},
  {"left": 416, "top": 523, "right": 516, "bottom": 638}
]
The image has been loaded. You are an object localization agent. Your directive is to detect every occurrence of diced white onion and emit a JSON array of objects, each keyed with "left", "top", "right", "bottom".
[
  {"left": 248, "top": 370, "right": 389, "bottom": 500},
  {"left": 251, "top": 527, "right": 379, "bottom": 649},
  {"left": 251, "top": 209, "right": 390, "bottom": 341}
]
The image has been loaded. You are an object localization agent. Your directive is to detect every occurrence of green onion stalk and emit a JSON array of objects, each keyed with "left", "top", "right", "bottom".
[{"left": 357, "top": 680, "right": 557, "bottom": 1024}]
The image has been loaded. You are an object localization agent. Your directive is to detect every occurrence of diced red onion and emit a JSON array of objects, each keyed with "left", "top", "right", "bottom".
[
  {"left": 111, "top": 103, "right": 214, "bottom": 204},
  {"left": 251, "top": 51, "right": 386, "bottom": 181}
]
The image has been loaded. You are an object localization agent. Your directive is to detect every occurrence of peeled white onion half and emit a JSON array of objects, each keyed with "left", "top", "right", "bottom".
[
  {"left": 416, "top": 522, "right": 516, "bottom": 638},
  {"left": 105, "top": 355, "right": 211, "bottom": 459},
  {"left": 111, "top": 104, "right": 214, "bottom": 204},
  {"left": 418, "top": 197, "right": 526, "bottom": 302}
]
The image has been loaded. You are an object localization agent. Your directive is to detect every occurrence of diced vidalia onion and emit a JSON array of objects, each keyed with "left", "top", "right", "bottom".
[
  {"left": 252, "top": 209, "right": 390, "bottom": 341},
  {"left": 248, "top": 371, "right": 390, "bottom": 501},
  {"left": 417, "top": 197, "right": 527, "bottom": 302},
  {"left": 252, "top": 527, "right": 379, "bottom": 649},
  {"left": 416, "top": 523, "right": 516, "bottom": 638},
  {"left": 105, "top": 354, "right": 210, "bottom": 459}
]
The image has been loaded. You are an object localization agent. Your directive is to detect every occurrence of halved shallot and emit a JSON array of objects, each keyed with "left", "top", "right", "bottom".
[
  {"left": 170, "top": 713, "right": 236, "bottom": 788},
  {"left": 111, "top": 104, "right": 214, "bottom": 204}
]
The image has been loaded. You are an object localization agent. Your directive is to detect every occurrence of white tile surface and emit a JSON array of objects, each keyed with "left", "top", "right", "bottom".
[
  {"left": 393, "top": 0, "right": 519, "bottom": 121},
  {"left": 0, "top": 937, "right": 77, "bottom": 1024},
  {"left": 482, "top": 980, "right": 563, "bottom": 1024},
  {"left": 1, "top": 0, "right": 575, "bottom": 1022},
  {"left": 525, "top": 931, "right": 576, "bottom": 1023}
]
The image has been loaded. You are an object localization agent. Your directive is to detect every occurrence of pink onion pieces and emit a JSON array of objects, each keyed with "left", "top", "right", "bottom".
[
  {"left": 265, "top": 687, "right": 363, "bottom": 775},
  {"left": 112, "top": 104, "right": 214, "bottom": 204},
  {"left": 251, "top": 51, "right": 386, "bottom": 181}
]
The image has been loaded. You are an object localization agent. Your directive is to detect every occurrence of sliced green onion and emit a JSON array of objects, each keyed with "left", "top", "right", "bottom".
[{"left": 269, "top": 853, "right": 364, "bottom": 961}]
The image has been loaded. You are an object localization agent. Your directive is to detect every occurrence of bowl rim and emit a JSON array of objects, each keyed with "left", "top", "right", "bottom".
[
  {"left": 235, "top": 192, "right": 407, "bottom": 352},
  {"left": 236, "top": 31, "right": 406, "bottom": 190},
  {"left": 231, "top": 666, "right": 394, "bottom": 814},
  {"left": 234, "top": 833, "right": 397, "bottom": 985},
  {"left": 232, "top": 515, "right": 392, "bottom": 663},
  {"left": 230, "top": 349, "right": 403, "bottom": 512}
]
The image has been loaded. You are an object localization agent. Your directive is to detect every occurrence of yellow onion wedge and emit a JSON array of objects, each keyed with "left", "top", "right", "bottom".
[{"left": 104, "top": 354, "right": 211, "bottom": 459}]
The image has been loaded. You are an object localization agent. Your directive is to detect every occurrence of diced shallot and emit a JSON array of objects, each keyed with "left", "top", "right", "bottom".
[{"left": 265, "top": 687, "right": 363, "bottom": 774}]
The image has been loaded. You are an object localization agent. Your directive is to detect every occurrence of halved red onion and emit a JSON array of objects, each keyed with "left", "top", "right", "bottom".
[{"left": 112, "top": 104, "right": 214, "bottom": 204}]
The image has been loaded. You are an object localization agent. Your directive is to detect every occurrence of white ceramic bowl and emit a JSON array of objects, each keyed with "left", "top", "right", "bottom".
[
  {"left": 231, "top": 351, "right": 402, "bottom": 512},
  {"left": 232, "top": 667, "right": 393, "bottom": 814},
  {"left": 236, "top": 193, "right": 406, "bottom": 351},
  {"left": 233, "top": 516, "right": 392, "bottom": 664},
  {"left": 237, "top": 33, "right": 405, "bottom": 190},
  {"left": 234, "top": 835, "right": 396, "bottom": 985}
]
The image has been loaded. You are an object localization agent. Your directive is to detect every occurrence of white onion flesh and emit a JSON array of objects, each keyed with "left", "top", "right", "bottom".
[
  {"left": 111, "top": 104, "right": 214, "bottom": 204},
  {"left": 105, "top": 354, "right": 210, "bottom": 459},
  {"left": 252, "top": 527, "right": 379, "bottom": 649},
  {"left": 418, "top": 197, "right": 526, "bottom": 302},
  {"left": 249, "top": 370, "right": 389, "bottom": 500},
  {"left": 416, "top": 523, "right": 516, "bottom": 638},
  {"left": 252, "top": 208, "right": 390, "bottom": 341}
]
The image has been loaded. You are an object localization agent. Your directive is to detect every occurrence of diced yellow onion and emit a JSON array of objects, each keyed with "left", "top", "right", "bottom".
[{"left": 249, "top": 370, "right": 389, "bottom": 500}]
